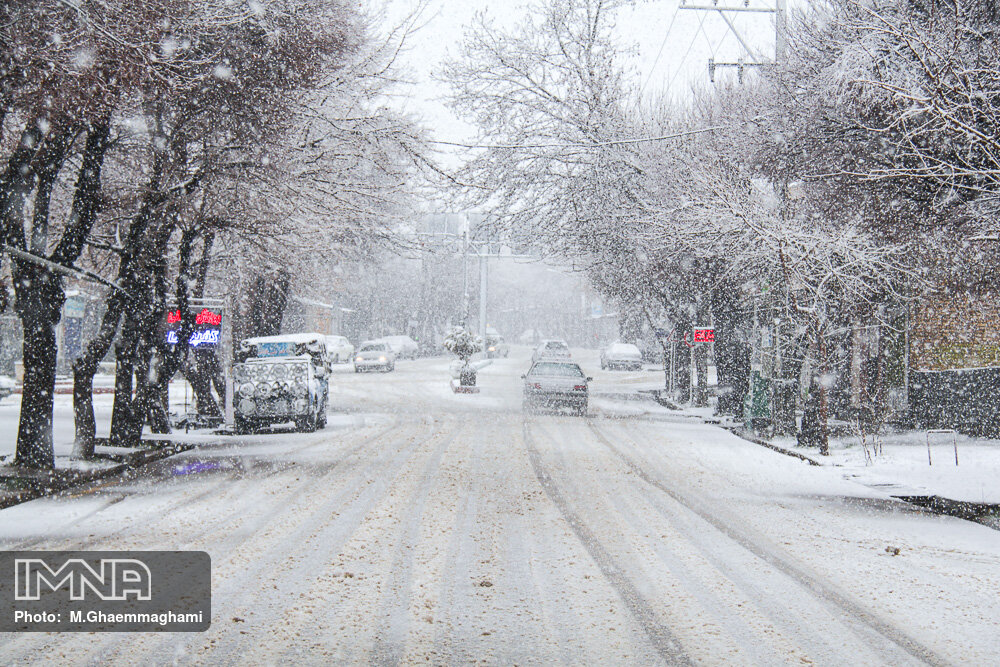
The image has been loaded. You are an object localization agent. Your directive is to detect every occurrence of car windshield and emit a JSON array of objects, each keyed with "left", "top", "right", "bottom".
[
  {"left": 530, "top": 363, "right": 584, "bottom": 377},
  {"left": 359, "top": 344, "right": 385, "bottom": 352},
  {"left": 544, "top": 342, "right": 568, "bottom": 350}
]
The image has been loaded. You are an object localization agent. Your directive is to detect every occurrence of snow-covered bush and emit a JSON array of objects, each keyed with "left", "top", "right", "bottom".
[{"left": 443, "top": 327, "right": 481, "bottom": 364}]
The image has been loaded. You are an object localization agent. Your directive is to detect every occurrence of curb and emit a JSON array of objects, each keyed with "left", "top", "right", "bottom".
[
  {"left": 0, "top": 441, "right": 194, "bottom": 510},
  {"left": 718, "top": 425, "right": 823, "bottom": 466},
  {"left": 11, "top": 386, "right": 115, "bottom": 395}
]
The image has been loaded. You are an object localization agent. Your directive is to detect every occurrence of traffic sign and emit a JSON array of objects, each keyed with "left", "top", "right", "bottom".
[{"left": 693, "top": 327, "right": 715, "bottom": 343}]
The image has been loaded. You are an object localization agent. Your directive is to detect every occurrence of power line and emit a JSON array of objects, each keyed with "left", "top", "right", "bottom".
[
  {"left": 679, "top": 0, "right": 787, "bottom": 83},
  {"left": 640, "top": 2, "right": 683, "bottom": 95},
  {"left": 666, "top": 10, "right": 707, "bottom": 94}
]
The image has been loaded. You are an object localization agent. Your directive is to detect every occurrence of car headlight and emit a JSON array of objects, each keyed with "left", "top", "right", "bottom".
[
  {"left": 356, "top": 356, "right": 363, "bottom": 362},
  {"left": 379, "top": 356, "right": 386, "bottom": 362},
  {"left": 488, "top": 346, "right": 496, "bottom": 352},
  {"left": 239, "top": 382, "right": 255, "bottom": 397},
  {"left": 238, "top": 398, "right": 256, "bottom": 414},
  {"left": 255, "top": 383, "right": 270, "bottom": 398}
]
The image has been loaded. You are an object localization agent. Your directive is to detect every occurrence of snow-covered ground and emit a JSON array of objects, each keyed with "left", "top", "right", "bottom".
[
  {"left": 0, "top": 377, "right": 229, "bottom": 466},
  {"left": 778, "top": 429, "right": 1000, "bottom": 504},
  {"left": 1, "top": 347, "right": 999, "bottom": 664}
]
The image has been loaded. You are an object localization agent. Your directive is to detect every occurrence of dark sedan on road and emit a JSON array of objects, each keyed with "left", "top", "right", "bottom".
[{"left": 522, "top": 361, "right": 591, "bottom": 416}]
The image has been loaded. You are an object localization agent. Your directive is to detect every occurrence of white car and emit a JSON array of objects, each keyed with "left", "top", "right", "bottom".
[
  {"left": 522, "top": 361, "right": 590, "bottom": 416},
  {"left": 354, "top": 341, "right": 396, "bottom": 372},
  {"left": 532, "top": 339, "right": 571, "bottom": 362},
  {"left": 0, "top": 375, "right": 15, "bottom": 401},
  {"left": 600, "top": 343, "right": 643, "bottom": 371},
  {"left": 324, "top": 335, "right": 354, "bottom": 364},
  {"left": 380, "top": 335, "right": 419, "bottom": 360},
  {"left": 233, "top": 333, "right": 330, "bottom": 433}
]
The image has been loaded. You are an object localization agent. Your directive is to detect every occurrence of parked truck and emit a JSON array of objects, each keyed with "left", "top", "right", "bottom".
[{"left": 232, "top": 333, "right": 330, "bottom": 434}]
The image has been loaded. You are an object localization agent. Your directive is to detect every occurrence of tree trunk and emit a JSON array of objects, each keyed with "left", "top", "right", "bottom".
[
  {"left": 72, "top": 364, "right": 97, "bottom": 454},
  {"left": 7, "top": 131, "right": 76, "bottom": 469},
  {"left": 110, "top": 329, "right": 139, "bottom": 446},
  {"left": 13, "top": 316, "right": 58, "bottom": 469},
  {"left": 185, "top": 351, "right": 222, "bottom": 417},
  {"left": 72, "top": 295, "right": 123, "bottom": 458},
  {"left": 73, "top": 146, "right": 164, "bottom": 456},
  {"left": 797, "top": 329, "right": 830, "bottom": 454}
]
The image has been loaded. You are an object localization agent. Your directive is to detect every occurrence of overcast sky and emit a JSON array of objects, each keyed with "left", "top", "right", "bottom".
[{"left": 381, "top": 0, "right": 786, "bottom": 161}]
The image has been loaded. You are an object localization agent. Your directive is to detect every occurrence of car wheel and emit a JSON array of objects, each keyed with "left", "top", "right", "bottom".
[
  {"left": 317, "top": 407, "right": 327, "bottom": 429},
  {"left": 296, "top": 413, "right": 316, "bottom": 433}
]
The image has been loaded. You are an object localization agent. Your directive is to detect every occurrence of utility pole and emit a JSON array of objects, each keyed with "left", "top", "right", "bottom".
[
  {"left": 679, "top": 0, "right": 787, "bottom": 83},
  {"left": 479, "top": 249, "right": 488, "bottom": 356},
  {"left": 462, "top": 228, "right": 470, "bottom": 326}
]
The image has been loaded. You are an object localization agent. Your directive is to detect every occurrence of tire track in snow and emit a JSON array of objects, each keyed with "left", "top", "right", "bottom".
[
  {"left": 141, "top": 420, "right": 441, "bottom": 665},
  {"left": 6, "top": 418, "right": 426, "bottom": 667},
  {"left": 189, "top": 418, "right": 452, "bottom": 665},
  {"left": 1, "top": 418, "right": 398, "bottom": 554},
  {"left": 174, "top": 419, "right": 406, "bottom": 554},
  {"left": 430, "top": 416, "right": 590, "bottom": 665},
  {"left": 522, "top": 419, "right": 694, "bottom": 666},
  {"left": 428, "top": 418, "right": 487, "bottom": 663},
  {"left": 586, "top": 419, "right": 949, "bottom": 667},
  {"left": 363, "top": 419, "right": 465, "bottom": 665},
  {"left": 533, "top": 417, "right": 793, "bottom": 666}
]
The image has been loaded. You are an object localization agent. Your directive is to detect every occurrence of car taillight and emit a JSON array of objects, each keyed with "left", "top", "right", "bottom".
[
  {"left": 532, "top": 383, "right": 542, "bottom": 389},
  {"left": 573, "top": 385, "right": 587, "bottom": 391}
]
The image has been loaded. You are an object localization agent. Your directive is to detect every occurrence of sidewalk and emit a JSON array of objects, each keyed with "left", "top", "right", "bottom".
[
  {"left": 592, "top": 384, "right": 1000, "bottom": 528},
  {"left": 773, "top": 429, "right": 1000, "bottom": 505}
]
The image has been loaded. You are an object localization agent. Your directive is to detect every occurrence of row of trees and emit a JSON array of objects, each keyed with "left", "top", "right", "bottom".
[
  {"left": 1, "top": 1, "right": 425, "bottom": 469},
  {"left": 445, "top": 0, "right": 1000, "bottom": 451}
]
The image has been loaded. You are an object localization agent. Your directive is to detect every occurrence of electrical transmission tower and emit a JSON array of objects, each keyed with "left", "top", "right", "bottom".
[{"left": 679, "top": 0, "right": 786, "bottom": 83}]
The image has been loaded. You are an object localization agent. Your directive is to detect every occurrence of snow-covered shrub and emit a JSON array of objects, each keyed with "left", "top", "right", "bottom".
[{"left": 443, "top": 327, "right": 481, "bottom": 364}]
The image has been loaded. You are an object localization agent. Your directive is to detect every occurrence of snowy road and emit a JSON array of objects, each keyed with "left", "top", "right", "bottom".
[{"left": 2, "top": 350, "right": 1000, "bottom": 665}]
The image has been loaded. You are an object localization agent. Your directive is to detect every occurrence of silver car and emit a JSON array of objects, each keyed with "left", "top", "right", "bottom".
[
  {"left": 354, "top": 341, "right": 396, "bottom": 372},
  {"left": 324, "top": 335, "right": 355, "bottom": 364},
  {"left": 600, "top": 342, "right": 643, "bottom": 371},
  {"left": 531, "top": 339, "right": 571, "bottom": 362},
  {"left": 380, "top": 335, "right": 419, "bottom": 360},
  {"left": 522, "top": 361, "right": 591, "bottom": 415}
]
